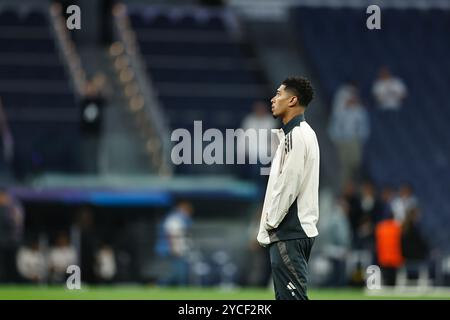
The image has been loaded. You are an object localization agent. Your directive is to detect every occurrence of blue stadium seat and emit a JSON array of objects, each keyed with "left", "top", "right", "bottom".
[
  {"left": 0, "top": 9, "right": 20, "bottom": 26},
  {"left": 23, "top": 10, "right": 47, "bottom": 26},
  {"left": 0, "top": 64, "right": 67, "bottom": 81},
  {"left": 207, "top": 16, "right": 225, "bottom": 31},
  {"left": 148, "top": 68, "right": 261, "bottom": 84}
]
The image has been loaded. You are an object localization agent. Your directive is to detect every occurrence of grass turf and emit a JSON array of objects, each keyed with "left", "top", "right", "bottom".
[{"left": 0, "top": 285, "right": 449, "bottom": 300}]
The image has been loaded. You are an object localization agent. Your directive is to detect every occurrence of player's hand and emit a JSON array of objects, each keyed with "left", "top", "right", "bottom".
[{"left": 264, "top": 216, "right": 274, "bottom": 231}]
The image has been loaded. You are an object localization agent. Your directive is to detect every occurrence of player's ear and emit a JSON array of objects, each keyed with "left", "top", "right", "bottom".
[{"left": 289, "top": 95, "right": 298, "bottom": 107}]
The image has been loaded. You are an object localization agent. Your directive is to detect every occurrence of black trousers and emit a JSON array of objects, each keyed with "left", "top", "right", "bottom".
[{"left": 269, "top": 237, "right": 315, "bottom": 300}]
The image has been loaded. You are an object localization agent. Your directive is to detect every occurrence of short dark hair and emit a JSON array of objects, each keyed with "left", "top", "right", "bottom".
[{"left": 282, "top": 76, "right": 314, "bottom": 107}]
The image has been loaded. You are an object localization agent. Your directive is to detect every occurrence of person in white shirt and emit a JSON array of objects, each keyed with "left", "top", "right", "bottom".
[
  {"left": 372, "top": 66, "right": 407, "bottom": 110},
  {"left": 48, "top": 232, "right": 77, "bottom": 283},
  {"left": 328, "top": 93, "right": 370, "bottom": 188},
  {"left": 95, "top": 244, "right": 116, "bottom": 283},
  {"left": 257, "top": 76, "right": 319, "bottom": 300},
  {"left": 238, "top": 101, "right": 277, "bottom": 182},
  {"left": 391, "top": 184, "right": 418, "bottom": 223},
  {"left": 16, "top": 239, "right": 46, "bottom": 283},
  {"left": 332, "top": 80, "right": 358, "bottom": 114}
]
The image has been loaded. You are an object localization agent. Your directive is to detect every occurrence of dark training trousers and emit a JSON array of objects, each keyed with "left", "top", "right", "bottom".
[{"left": 269, "top": 237, "right": 315, "bottom": 300}]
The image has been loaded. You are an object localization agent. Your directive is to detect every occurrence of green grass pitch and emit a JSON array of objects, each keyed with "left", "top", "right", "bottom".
[{"left": 0, "top": 285, "right": 449, "bottom": 300}]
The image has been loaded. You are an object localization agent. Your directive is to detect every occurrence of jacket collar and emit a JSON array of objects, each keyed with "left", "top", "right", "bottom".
[{"left": 282, "top": 113, "right": 305, "bottom": 134}]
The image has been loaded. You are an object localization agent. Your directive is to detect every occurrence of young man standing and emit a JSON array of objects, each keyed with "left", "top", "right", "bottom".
[{"left": 257, "top": 76, "right": 320, "bottom": 300}]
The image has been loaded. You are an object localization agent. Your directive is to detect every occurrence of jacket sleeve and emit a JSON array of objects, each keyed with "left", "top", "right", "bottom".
[{"left": 265, "top": 128, "right": 305, "bottom": 230}]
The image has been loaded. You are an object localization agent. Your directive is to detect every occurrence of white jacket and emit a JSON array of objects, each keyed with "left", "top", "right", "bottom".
[{"left": 257, "top": 116, "right": 320, "bottom": 246}]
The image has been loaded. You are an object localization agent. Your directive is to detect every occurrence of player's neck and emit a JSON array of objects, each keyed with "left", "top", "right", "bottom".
[{"left": 282, "top": 110, "right": 305, "bottom": 125}]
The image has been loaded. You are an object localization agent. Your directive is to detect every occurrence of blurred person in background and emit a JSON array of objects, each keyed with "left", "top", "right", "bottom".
[
  {"left": 238, "top": 101, "right": 277, "bottom": 184},
  {"left": 340, "top": 181, "right": 362, "bottom": 248},
  {"left": 355, "top": 181, "right": 382, "bottom": 252},
  {"left": 375, "top": 210, "right": 404, "bottom": 287},
  {"left": 332, "top": 79, "right": 359, "bottom": 113},
  {"left": 243, "top": 206, "right": 271, "bottom": 287},
  {"left": 372, "top": 66, "right": 407, "bottom": 111},
  {"left": 79, "top": 77, "right": 106, "bottom": 174},
  {"left": 379, "top": 185, "right": 396, "bottom": 220},
  {"left": 74, "top": 206, "right": 97, "bottom": 284},
  {"left": 48, "top": 231, "right": 77, "bottom": 284},
  {"left": 16, "top": 237, "right": 46, "bottom": 284},
  {"left": 341, "top": 182, "right": 382, "bottom": 286},
  {"left": 0, "top": 97, "right": 14, "bottom": 180},
  {"left": 155, "top": 200, "right": 194, "bottom": 286},
  {"left": 94, "top": 243, "right": 117, "bottom": 284},
  {"left": 391, "top": 183, "right": 418, "bottom": 224},
  {"left": 400, "top": 207, "right": 429, "bottom": 282},
  {"left": 322, "top": 197, "right": 351, "bottom": 287},
  {"left": 0, "top": 190, "right": 24, "bottom": 283},
  {"left": 328, "top": 91, "right": 370, "bottom": 188}
]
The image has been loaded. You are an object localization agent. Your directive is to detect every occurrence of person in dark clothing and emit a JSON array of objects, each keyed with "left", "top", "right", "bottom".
[
  {"left": 244, "top": 207, "right": 272, "bottom": 288},
  {"left": 80, "top": 79, "right": 106, "bottom": 174},
  {"left": 401, "top": 208, "right": 429, "bottom": 281},
  {"left": 74, "top": 206, "right": 97, "bottom": 284},
  {"left": 0, "top": 191, "right": 24, "bottom": 283},
  {"left": 357, "top": 181, "right": 383, "bottom": 252},
  {"left": 341, "top": 181, "right": 363, "bottom": 248},
  {"left": 0, "top": 97, "right": 14, "bottom": 180}
]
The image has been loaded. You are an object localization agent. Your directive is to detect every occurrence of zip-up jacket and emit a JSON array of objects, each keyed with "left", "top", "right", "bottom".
[{"left": 257, "top": 114, "right": 320, "bottom": 246}]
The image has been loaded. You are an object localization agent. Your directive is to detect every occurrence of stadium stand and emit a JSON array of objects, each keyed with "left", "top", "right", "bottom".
[
  {"left": 124, "top": 6, "right": 270, "bottom": 175},
  {"left": 0, "top": 6, "right": 80, "bottom": 179},
  {"left": 128, "top": 7, "right": 269, "bottom": 127},
  {"left": 290, "top": 7, "right": 450, "bottom": 251}
]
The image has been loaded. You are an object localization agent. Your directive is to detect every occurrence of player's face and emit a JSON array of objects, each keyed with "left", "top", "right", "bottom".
[{"left": 271, "top": 85, "right": 292, "bottom": 118}]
